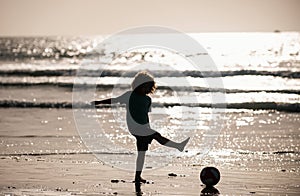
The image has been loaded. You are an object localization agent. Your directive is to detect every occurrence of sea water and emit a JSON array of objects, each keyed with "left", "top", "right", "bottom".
[{"left": 0, "top": 33, "right": 299, "bottom": 171}]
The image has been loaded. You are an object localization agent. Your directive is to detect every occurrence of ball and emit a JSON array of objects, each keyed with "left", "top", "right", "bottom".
[{"left": 200, "top": 167, "right": 220, "bottom": 186}]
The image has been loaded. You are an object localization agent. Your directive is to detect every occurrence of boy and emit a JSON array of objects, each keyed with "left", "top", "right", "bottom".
[{"left": 92, "top": 71, "right": 190, "bottom": 183}]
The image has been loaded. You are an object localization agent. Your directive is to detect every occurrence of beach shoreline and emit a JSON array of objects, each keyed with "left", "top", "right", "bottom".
[{"left": 0, "top": 108, "right": 299, "bottom": 195}]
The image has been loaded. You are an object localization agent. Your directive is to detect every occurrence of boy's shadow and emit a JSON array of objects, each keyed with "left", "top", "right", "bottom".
[
  {"left": 135, "top": 183, "right": 220, "bottom": 195},
  {"left": 200, "top": 186, "right": 220, "bottom": 195}
]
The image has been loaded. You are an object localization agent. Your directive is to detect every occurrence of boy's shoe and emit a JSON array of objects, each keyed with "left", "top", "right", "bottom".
[
  {"left": 178, "top": 137, "right": 190, "bottom": 152},
  {"left": 134, "top": 176, "right": 147, "bottom": 183}
]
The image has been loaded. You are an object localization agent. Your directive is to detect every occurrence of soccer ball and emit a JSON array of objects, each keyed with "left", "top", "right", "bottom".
[{"left": 200, "top": 167, "right": 220, "bottom": 186}]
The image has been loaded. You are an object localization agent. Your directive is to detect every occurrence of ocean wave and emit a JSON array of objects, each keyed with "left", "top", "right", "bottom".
[
  {"left": 1, "top": 81, "right": 299, "bottom": 94},
  {"left": 0, "top": 100, "right": 299, "bottom": 112},
  {"left": 0, "top": 80, "right": 298, "bottom": 95},
  {"left": 0, "top": 69, "right": 299, "bottom": 78}
]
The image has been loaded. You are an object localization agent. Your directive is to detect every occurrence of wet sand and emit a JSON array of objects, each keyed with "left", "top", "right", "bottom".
[
  {"left": 0, "top": 154, "right": 299, "bottom": 195},
  {"left": 0, "top": 108, "right": 299, "bottom": 195}
]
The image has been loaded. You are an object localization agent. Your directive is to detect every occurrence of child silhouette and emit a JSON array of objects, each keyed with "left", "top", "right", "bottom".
[{"left": 92, "top": 71, "right": 190, "bottom": 183}]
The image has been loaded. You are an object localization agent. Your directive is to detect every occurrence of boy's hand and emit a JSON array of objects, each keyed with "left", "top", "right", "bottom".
[{"left": 90, "top": 101, "right": 97, "bottom": 106}]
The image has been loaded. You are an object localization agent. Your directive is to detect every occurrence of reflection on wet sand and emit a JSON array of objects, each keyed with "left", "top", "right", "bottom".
[
  {"left": 135, "top": 182, "right": 221, "bottom": 196},
  {"left": 135, "top": 182, "right": 142, "bottom": 196},
  {"left": 200, "top": 186, "right": 220, "bottom": 195}
]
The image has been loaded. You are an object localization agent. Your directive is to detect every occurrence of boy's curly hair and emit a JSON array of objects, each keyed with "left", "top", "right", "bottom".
[{"left": 131, "top": 71, "right": 157, "bottom": 94}]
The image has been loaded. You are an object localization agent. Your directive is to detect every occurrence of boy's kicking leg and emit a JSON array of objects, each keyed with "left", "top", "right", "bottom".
[{"left": 153, "top": 133, "right": 190, "bottom": 152}]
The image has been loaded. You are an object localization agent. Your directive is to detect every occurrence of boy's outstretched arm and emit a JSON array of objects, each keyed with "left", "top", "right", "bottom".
[
  {"left": 91, "top": 98, "right": 112, "bottom": 105},
  {"left": 91, "top": 92, "right": 127, "bottom": 106}
]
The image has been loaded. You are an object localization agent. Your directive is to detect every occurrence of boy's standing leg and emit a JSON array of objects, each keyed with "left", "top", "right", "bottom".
[{"left": 135, "top": 151, "right": 146, "bottom": 182}]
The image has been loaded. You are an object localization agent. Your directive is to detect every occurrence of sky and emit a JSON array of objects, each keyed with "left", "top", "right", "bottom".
[{"left": 0, "top": 0, "right": 299, "bottom": 36}]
